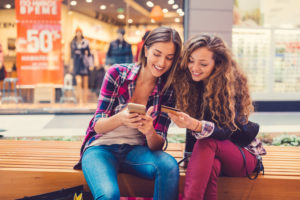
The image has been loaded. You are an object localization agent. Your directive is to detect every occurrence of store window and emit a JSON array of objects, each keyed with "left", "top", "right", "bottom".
[
  {"left": 0, "top": 0, "right": 184, "bottom": 113},
  {"left": 232, "top": 0, "right": 300, "bottom": 100}
]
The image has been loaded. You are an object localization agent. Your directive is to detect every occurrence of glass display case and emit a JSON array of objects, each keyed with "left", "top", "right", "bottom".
[
  {"left": 232, "top": 28, "right": 300, "bottom": 100},
  {"left": 273, "top": 30, "right": 300, "bottom": 93}
]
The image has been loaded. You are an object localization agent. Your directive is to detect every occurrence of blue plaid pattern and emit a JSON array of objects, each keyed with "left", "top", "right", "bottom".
[{"left": 192, "top": 120, "right": 215, "bottom": 139}]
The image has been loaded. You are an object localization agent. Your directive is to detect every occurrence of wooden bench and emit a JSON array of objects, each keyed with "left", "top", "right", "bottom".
[{"left": 0, "top": 140, "right": 300, "bottom": 200}]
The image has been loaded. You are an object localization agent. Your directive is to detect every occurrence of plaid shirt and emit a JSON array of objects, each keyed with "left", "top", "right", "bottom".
[{"left": 74, "top": 63, "right": 175, "bottom": 169}]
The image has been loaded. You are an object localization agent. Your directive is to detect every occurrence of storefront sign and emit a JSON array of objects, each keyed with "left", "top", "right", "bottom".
[
  {"left": 0, "top": 22, "right": 16, "bottom": 29},
  {"left": 15, "top": 0, "right": 62, "bottom": 85}
]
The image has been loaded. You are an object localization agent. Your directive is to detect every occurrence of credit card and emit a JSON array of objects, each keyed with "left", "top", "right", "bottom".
[{"left": 161, "top": 105, "right": 180, "bottom": 116}]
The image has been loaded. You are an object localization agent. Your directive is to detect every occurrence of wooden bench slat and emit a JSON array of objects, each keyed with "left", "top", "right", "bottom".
[
  {"left": 1, "top": 158, "right": 299, "bottom": 169},
  {"left": 0, "top": 154, "right": 80, "bottom": 159},
  {"left": 0, "top": 164, "right": 75, "bottom": 169},
  {"left": 0, "top": 159, "right": 76, "bottom": 165},
  {"left": 1, "top": 140, "right": 300, "bottom": 200}
]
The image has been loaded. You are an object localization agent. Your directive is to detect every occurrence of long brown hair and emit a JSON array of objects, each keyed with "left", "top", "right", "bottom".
[
  {"left": 174, "top": 34, "right": 253, "bottom": 131},
  {"left": 138, "top": 26, "right": 182, "bottom": 92}
]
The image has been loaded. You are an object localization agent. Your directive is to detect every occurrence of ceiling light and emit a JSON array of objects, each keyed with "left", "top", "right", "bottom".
[
  {"left": 4, "top": 4, "right": 11, "bottom": 9},
  {"left": 179, "top": 12, "right": 184, "bottom": 16},
  {"left": 146, "top": 1, "right": 154, "bottom": 8},
  {"left": 117, "top": 14, "right": 125, "bottom": 19},
  {"left": 168, "top": 0, "right": 174, "bottom": 5},
  {"left": 175, "top": 18, "right": 180, "bottom": 23},
  {"left": 151, "top": 19, "right": 155, "bottom": 23},
  {"left": 128, "top": 19, "right": 133, "bottom": 23},
  {"left": 163, "top": 8, "right": 168, "bottom": 13},
  {"left": 172, "top": 4, "right": 178, "bottom": 9},
  {"left": 100, "top": 5, "right": 107, "bottom": 10},
  {"left": 70, "top": 0, "right": 77, "bottom": 6},
  {"left": 86, "top": 0, "right": 92, "bottom": 3},
  {"left": 177, "top": 9, "right": 183, "bottom": 13}
]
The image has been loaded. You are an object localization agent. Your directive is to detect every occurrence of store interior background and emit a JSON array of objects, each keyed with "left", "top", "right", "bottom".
[
  {"left": 232, "top": 0, "right": 300, "bottom": 111},
  {"left": 0, "top": 0, "right": 184, "bottom": 113},
  {"left": 0, "top": 0, "right": 299, "bottom": 113}
]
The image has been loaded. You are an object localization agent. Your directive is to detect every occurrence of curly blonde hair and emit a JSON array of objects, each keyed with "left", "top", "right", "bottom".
[{"left": 174, "top": 34, "right": 253, "bottom": 131}]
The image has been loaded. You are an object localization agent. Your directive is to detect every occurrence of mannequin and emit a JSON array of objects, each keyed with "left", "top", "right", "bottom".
[
  {"left": 105, "top": 28, "right": 133, "bottom": 68},
  {"left": 70, "top": 27, "right": 91, "bottom": 104}
]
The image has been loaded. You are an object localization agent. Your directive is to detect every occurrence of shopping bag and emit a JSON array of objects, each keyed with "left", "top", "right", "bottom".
[{"left": 17, "top": 185, "right": 84, "bottom": 200}]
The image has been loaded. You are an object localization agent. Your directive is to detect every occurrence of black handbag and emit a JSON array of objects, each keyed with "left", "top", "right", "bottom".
[
  {"left": 230, "top": 121, "right": 260, "bottom": 147},
  {"left": 17, "top": 185, "right": 88, "bottom": 200}
]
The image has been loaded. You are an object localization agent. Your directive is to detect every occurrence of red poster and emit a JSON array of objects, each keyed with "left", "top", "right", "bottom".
[
  {"left": 15, "top": 0, "right": 62, "bottom": 85},
  {"left": 15, "top": 0, "right": 61, "bottom": 21}
]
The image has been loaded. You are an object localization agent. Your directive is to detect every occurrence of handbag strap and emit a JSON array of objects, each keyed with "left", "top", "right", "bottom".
[
  {"left": 177, "top": 153, "right": 191, "bottom": 165},
  {"left": 237, "top": 145, "right": 264, "bottom": 180}
]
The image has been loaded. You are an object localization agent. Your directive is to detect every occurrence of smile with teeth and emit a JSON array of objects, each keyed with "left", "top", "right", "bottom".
[
  {"left": 154, "top": 65, "right": 164, "bottom": 71},
  {"left": 192, "top": 71, "right": 202, "bottom": 76}
]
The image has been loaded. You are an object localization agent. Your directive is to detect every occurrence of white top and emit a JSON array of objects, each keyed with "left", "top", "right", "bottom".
[{"left": 89, "top": 125, "right": 145, "bottom": 146}]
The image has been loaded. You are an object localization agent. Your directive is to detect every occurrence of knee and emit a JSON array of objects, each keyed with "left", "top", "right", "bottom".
[
  {"left": 156, "top": 153, "right": 179, "bottom": 177},
  {"left": 194, "top": 138, "right": 217, "bottom": 151},
  {"left": 76, "top": 77, "right": 82, "bottom": 85}
]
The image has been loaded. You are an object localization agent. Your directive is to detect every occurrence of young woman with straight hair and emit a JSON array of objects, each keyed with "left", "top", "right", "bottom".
[{"left": 74, "top": 26, "right": 183, "bottom": 200}]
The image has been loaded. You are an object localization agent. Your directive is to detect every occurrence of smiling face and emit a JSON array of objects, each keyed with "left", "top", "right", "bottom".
[
  {"left": 188, "top": 47, "right": 215, "bottom": 82},
  {"left": 144, "top": 41, "right": 175, "bottom": 77}
]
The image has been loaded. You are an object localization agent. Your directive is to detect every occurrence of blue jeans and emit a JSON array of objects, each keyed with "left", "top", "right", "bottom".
[{"left": 82, "top": 144, "right": 179, "bottom": 200}]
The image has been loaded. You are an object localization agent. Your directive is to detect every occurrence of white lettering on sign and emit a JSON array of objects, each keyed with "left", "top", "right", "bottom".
[
  {"left": 20, "top": 0, "right": 57, "bottom": 15},
  {"left": 27, "top": 29, "right": 53, "bottom": 53}
]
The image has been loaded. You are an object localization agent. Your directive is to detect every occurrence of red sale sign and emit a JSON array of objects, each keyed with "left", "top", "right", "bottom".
[
  {"left": 15, "top": 0, "right": 63, "bottom": 85},
  {"left": 15, "top": 0, "right": 61, "bottom": 21}
]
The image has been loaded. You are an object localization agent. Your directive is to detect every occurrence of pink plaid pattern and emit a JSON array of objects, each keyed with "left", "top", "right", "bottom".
[{"left": 245, "top": 138, "right": 267, "bottom": 156}]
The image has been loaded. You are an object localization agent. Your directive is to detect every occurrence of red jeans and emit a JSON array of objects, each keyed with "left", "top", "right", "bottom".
[{"left": 183, "top": 138, "right": 257, "bottom": 200}]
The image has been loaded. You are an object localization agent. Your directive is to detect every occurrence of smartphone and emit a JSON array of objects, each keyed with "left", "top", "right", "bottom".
[
  {"left": 161, "top": 105, "right": 180, "bottom": 116},
  {"left": 127, "top": 103, "right": 146, "bottom": 114}
]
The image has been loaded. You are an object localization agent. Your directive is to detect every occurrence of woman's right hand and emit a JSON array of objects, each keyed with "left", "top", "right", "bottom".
[
  {"left": 168, "top": 112, "right": 200, "bottom": 131},
  {"left": 118, "top": 107, "right": 142, "bottom": 129}
]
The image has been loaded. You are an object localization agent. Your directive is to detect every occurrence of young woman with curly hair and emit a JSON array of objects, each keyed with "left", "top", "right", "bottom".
[{"left": 168, "top": 34, "right": 266, "bottom": 200}]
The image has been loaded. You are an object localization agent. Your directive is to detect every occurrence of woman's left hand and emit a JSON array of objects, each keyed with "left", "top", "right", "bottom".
[
  {"left": 138, "top": 106, "right": 155, "bottom": 137},
  {"left": 168, "top": 112, "right": 198, "bottom": 130}
]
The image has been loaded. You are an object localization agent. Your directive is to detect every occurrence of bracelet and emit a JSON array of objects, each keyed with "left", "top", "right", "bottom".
[
  {"left": 192, "top": 119, "right": 198, "bottom": 130},
  {"left": 194, "top": 120, "right": 201, "bottom": 131}
]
